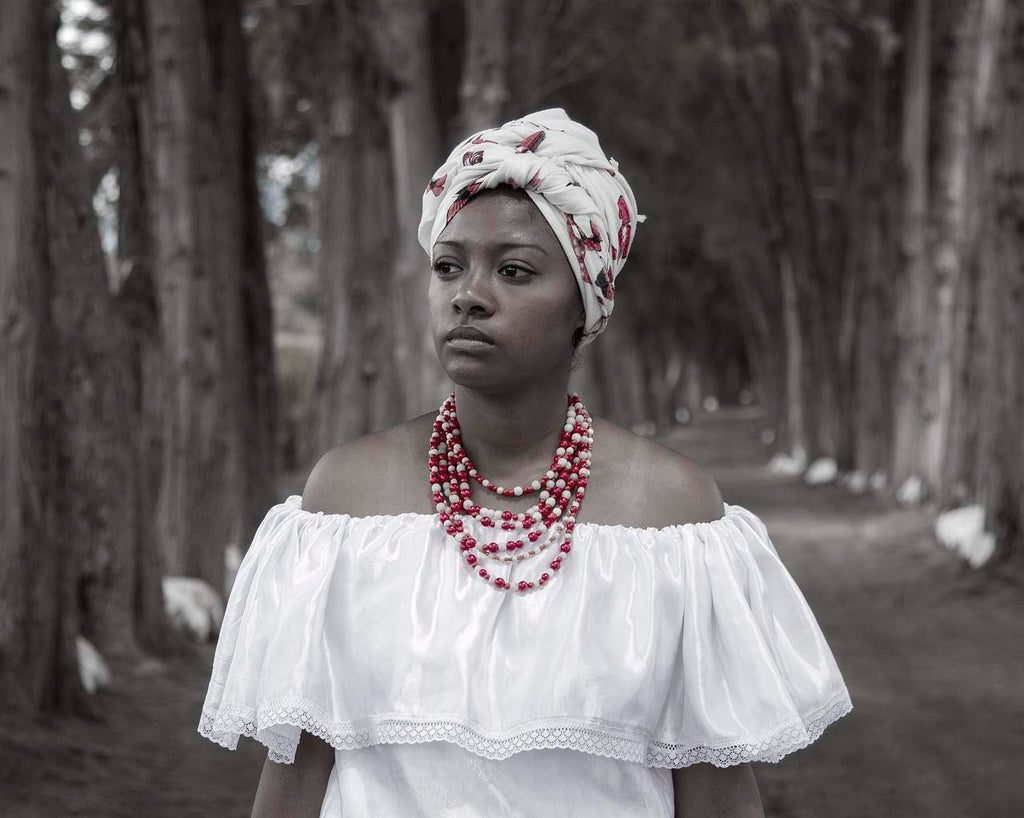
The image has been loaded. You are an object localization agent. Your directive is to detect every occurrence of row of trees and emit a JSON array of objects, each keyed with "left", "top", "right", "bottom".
[
  {"left": 697, "top": 0, "right": 1023, "bottom": 554},
  {"left": 1, "top": 0, "right": 1021, "bottom": 715}
]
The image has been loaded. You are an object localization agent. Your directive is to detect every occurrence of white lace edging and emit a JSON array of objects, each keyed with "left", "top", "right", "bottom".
[{"left": 197, "top": 689, "right": 852, "bottom": 768}]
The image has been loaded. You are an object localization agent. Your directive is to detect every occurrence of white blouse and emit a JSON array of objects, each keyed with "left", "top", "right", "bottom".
[{"left": 198, "top": 495, "right": 851, "bottom": 817}]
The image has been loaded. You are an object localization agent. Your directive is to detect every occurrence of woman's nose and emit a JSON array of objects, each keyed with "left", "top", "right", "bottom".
[{"left": 451, "top": 266, "right": 495, "bottom": 315}]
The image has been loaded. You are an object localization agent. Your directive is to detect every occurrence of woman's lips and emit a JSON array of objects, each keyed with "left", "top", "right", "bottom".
[
  {"left": 445, "top": 326, "right": 496, "bottom": 349},
  {"left": 445, "top": 336, "right": 495, "bottom": 350}
]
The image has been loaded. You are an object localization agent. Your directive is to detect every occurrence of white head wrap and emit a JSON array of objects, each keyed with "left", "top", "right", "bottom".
[{"left": 418, "top": 108, "right": 644, "bottom": 345}]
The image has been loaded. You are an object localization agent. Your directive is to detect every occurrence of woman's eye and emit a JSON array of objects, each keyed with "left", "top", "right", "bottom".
[
  {"left": 498, "top": 263, "right": 533, "bottom": 279},
  {"left": 432, "top": 261, "right": 458, "bottom": 275}
]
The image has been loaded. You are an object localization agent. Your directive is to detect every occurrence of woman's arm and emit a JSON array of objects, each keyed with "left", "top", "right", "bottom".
[
  {"left": 250, "top": 732, "right": 335, "bottom": 818},
  {"left": 672, "top": 763, "right": 765, "bottom": 817}
]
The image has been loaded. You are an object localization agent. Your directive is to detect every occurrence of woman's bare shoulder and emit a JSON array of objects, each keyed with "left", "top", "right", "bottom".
[
  {"left": 301, "top": 412, "right": 437, "bottom": 517},
  {"left": 584, "top": 416, "right": 724, "bottom": 529}
]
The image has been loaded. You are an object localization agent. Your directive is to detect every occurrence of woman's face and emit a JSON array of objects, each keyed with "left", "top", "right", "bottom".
[{"left": 428, "top": 187, "right": 584, "bottom": 393}]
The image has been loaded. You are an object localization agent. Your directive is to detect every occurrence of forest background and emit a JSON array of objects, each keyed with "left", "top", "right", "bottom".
[{"left": 1, "top": 0, "right": 1022, "bottom": 761}]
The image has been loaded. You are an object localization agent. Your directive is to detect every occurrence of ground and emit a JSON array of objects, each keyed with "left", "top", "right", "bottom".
[{"left": 2, "top": 408, "right": 1022, "bottom": 817}]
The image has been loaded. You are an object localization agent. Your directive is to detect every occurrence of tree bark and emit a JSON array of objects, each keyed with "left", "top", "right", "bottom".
[
  {"left": 313, "top": 0, "right": 403, "bottom": 452},
  {"left": 140, "top": 0, "right": 275, "bottom": 585},
  {"left": 891, "top": 0, "right": 932, "bottom": 493},
  {"left": 975, "top": 0, "right": 1022, "bottom": 563},
  {"left": 372, "top": 0, "right": 448, "bottom": 419},
  {"left": 459, "top": 0, "right": 509, "bottom": 135}
]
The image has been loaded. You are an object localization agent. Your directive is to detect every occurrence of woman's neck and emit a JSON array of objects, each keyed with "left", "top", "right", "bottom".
[{"left": 452, "top": 381, "right": 571, "bottom": 484}]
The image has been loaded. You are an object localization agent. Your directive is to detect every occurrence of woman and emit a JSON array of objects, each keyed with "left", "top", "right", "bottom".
[{"left": 199, "top": 109, "right": 852, "bottom": 817}]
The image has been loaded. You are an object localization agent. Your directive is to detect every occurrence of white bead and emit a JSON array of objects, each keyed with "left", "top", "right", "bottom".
[
  {"left": 552, "top": 506, "right": 562, "bottom": 516},
  {"left": 533, "top": 511, "right": 543, "bottom": 520},
  {"left": 562, "top": 490, "right": 571, "bottom": 499},
  {"left": 545, "top": 497, "right": 556, "bottom": 507},
  {"left": 463, "top": 499, "right": 472, "bottom": 510},
  {"left": 546, "top": 470, "right": 556, "bottom": 479},
  {"left": 513, "top": 487, "right": 523, "bottom": 497},
  {"left": 531, "top": 480, "right": 541, "bottom": 491},
  {"left": 555, "top": 479, "right": 566, "bottom": 488},
  {"left": 496, "top": 487, "right": 505, "bottom": 494},
  {"left": 436, "top": 503, "right": 446, "bottom": 512},
  {"left": 564, "top": 423, "right": 574, "bottom": 432},
  {"left": 580, "top": 468, "right": 590, "bottom": 477},
  {"left": 482, "top": 479, "right": 490, "bottom": 487},
  {"left": 469, "top": 469, "right": 477, "bottom": 476},
  {"left": 558, "top": 458, "right": 569, "bottom": 468},
  {"left": 539, "top": 490, "right": 550, "bottom": 501},
  {"left": 571, "top": 433, "right": 581, "bottom": 443}
]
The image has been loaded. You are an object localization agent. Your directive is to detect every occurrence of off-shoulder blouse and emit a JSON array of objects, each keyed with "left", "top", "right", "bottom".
[{"left": 198, "top": 495, "right": 851, "bottom": 817}]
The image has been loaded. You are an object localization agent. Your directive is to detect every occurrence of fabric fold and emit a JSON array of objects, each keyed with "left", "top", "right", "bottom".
[{"left": 198, "top": 496, "right": 851, "bottom": 767}]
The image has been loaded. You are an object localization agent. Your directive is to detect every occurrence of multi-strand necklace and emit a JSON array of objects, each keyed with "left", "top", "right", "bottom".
[{"left": 428, "top": 392, "right": 593, "bottom": 593}]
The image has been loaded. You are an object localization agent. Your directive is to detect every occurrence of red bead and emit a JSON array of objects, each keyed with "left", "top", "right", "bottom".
[
  {"left": 479, "top": 568, "right": 489, "bottom": 578},
  {"left": 559, "top": 542, "right": 571, "bottom": 553},
  {"left": 466, "top": 553, "right": 477, "bottom": 565},
  {"left": 501, "top": 522, "right": 514, "bottom": 531},
  {"left": 518, "top": 581, "right": 528, "bottom": 591},
  {"left": 528, "top": 531, "right": 541, "bottom": 542},
  {"left": 501, "top": 510, "right": 513, "bottom": 521},
  {"left": 566, "top": 522, "right": 575, "bottom": 533},
  {"left": 541, "top": 572, "right": 550, "bottom": 581},
  {"left": 550, "top": 558, "right": 562, "bottom": 570}
]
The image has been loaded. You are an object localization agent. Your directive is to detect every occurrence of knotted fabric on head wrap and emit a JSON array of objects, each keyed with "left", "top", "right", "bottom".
[{"left": 418, "top": 108, "right": 645, "bottom": 346}]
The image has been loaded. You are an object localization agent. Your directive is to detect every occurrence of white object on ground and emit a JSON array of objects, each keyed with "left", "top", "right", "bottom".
[
  {"left": 934, "top": 505, "right": 996, "bottom": 568},
  {"left": 702, "top": 396, "right": 720, "bottom": 413},
  {"left": 804, "top": 458, "right": 838, "bottom": 486},
  {"left": 896, "top": 475, "right": 923, "bottom": 506},
  {"left": 163, "top": 576, "right": 225, "bottom": 643},
  {"left": 869, "top": 471, "right": 888, "bottom": 492},
  {"left": 76, "top": 635, "right": 112, "bottom": 694},
  {"left": 843, "top": 471, "right": 868, "bottom": 494},
  {"left": 767, "top": 446, "right": 807, "bottom": 476}
]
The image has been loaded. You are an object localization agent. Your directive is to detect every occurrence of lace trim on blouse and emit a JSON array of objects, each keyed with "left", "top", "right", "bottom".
[{"left": 198, "top": 687, "right": 852, "bottom": 767}]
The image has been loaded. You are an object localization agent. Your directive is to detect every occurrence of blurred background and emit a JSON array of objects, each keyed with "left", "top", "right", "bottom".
[{"left": 1, "top": 0, "right": 1022, "bottom": 815}]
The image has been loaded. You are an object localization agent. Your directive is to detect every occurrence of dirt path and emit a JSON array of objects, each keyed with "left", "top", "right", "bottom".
[
  {"left": 2, "top": 408, "right": 1022, "bottom": 816},
  {"left": 666, "top": 409, "right": 1024, "bottom": 817}
]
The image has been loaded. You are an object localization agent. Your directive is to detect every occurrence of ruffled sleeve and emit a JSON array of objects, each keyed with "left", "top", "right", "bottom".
[
  {"left": 197, "top": 499, "right": 346, "bottom": 763},
  {"left": 640, "top": 504, "right": 852, "bottom": 766}
]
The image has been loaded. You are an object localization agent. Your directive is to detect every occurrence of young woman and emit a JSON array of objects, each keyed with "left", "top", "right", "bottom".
[{"left": 199, "top": 109, "right": 851, "bottom": 817}]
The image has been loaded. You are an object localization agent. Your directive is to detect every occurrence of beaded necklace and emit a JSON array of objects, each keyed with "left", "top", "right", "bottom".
[{"left": 428, "top": 392, "right": 593, "bottom": 592}]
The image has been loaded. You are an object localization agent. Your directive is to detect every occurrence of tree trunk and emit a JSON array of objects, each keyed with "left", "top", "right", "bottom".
[
  {"left": 0, "top": 0, "right": 73, "bottom": 713},
  {"left": 141, "top": 0, "right": 274, "bottom": 584},
  {"left": 0, "top": 0, "right": 145, "bottom": 709},
  {"left": 313, "top": 0, "right": 403, "bottom": 452},
  {"left": 891, "top": 0, "right": 932, "bottom": 494},
  {"left": 372, "top": 0, "right": 447, "bottom": 419},
  {"left": 459, "top": 0, "right": 509, "bottom": 135},
  {"left": 976, "top": 0, "right": 1022, "bottom": 563}
]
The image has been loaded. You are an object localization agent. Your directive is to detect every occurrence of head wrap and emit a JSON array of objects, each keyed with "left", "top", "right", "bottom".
[{"left": 418, "top": 108, "right": 644, "bottom": 345}]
